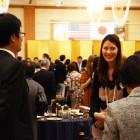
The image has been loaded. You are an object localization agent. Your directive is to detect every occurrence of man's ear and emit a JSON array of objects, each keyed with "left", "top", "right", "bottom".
[{"left": 10, "top": 34, "right": 16, "bottom": 43}]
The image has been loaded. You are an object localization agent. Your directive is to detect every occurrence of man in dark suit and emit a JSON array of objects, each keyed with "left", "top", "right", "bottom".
[
  {"left": 33, "top": 59, "right": 56, "bottom": 106},
  {"left": 0, "top": 13, "right": 33, "bottom": 140},
  {"left": 55, "top": 55, "right": 67, "bottom": 97},
  {"left": 77, "top": 56, "right": 83, "bottom": 73}
]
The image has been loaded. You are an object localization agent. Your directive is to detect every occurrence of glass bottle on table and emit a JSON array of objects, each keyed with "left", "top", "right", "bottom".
[
  {"left": 62, "top": 104, "right": 69, "bottom": 119},
  {"left": 57, "top": 104, "right": 62, "bottom": 117},
  {"left": 63, "top": 104, "right": 69, "bottom": 113},
  {"left": 55, "top": 102, "right": 59, "bottom": 115}
]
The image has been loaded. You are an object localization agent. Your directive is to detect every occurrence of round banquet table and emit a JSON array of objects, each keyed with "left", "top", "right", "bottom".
[{"left": 37, "top": 115, "right": 92, "bottom": 140}]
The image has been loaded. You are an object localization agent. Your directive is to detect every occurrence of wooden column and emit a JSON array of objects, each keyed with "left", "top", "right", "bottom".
[
  {"left": 24, "top": 6, "right": 35, "bottom": 58},
  {"left": 124, "top": 22, "right": 128, "bottom": 41}
]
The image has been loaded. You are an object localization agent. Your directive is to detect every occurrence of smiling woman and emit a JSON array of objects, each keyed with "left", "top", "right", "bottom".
[{"left": 89, "top": 34, "right": 127, "bottom": 139}]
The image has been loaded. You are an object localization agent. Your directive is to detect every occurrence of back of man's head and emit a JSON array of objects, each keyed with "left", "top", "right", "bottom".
[
  {"left": 60, "top": 55, "right": 65, "bottom": 61},
  {"left": 121, "top": 55, "right": 140, "bottom": 88},
  {"left": 40, "top": 59, "right": 50, "bottom": 67},
  {"left": 0, "top": 13, "right": 21, "bottom": 47}
]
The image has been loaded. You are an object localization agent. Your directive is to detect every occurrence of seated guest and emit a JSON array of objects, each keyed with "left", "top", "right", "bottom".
[
  {"left": 22, "top": 61, "right": 47, "bottom": 140},
  {"left": 103, "top": 54, "right": 140, "bottom": 140}
]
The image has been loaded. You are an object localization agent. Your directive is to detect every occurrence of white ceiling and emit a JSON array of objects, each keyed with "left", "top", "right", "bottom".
[{"left": 9, "top": 0, "right": 140, "bottom": 7}]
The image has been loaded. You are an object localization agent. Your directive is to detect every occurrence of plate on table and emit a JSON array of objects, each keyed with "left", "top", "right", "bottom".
[
  {"left": 44, "top": 113, "right": 57, "bottom": 117},
  {"left": 47, "top": 117, "right": 62, "bottom": 121},
  {"left": 37, "top": 115, "right": 42, "bottom": 119},
  {"left": 77, "top": 113, "right": 83, "bottom": 116},
  {"left": 79, "top": 106, "right": 90, "bottom": 110}
]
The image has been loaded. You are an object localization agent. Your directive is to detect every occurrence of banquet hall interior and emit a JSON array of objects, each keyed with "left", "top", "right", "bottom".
[
  {"left": 3, "top": 0, "right": 140, "bottom": 61},
  {"left": 1, "top": 0, "right": 140, "bottom": 140}
]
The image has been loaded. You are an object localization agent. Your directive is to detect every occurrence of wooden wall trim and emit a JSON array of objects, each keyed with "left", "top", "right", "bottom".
[
  {"left": 24, "top": 6, "right": 35, "bottom": 58},
  {"left": 124, "top": 23, "right": 129, "bottom": 41},
  {"left": 9, "top": 5, "right": 140, "bottom": 10}
]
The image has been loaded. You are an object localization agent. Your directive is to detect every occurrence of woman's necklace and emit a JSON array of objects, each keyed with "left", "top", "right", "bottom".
[{"left": 105, "top": 85, "right": 116, "bottom": 105}]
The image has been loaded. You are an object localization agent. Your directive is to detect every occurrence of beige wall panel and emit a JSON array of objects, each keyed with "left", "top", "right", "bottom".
[
  {"left": 35, "top": 9, "right": 91, "bottom": 40},
  {"left": 8, "top": 8, "right": 25, "bottom": 58},
  {"left": 92, "top": 41, "right": 101, "bottom": 56},
  {"left": 80, "top": 41, "right": 92, "bottom": 59},
  {"left": 27, "top": 40, "right": 38, "bottom": 60},
  {"left": 35, "top": 9, "right": 140, "bottom": 41},
  {"left": 71, "top": 41, "right": 80, "bottom": 61},
  {"left": 121, "top": 41, "right": 135, "bottom": 57},
  {"left": 127, "top": 11, "right": 140, "bottom": 40}
]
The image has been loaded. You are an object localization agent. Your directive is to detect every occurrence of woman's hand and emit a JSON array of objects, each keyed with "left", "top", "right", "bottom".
[
  {"left": 94, "top": 120, "right": 104, "bottom": 129},
  {"left": 93, "top": 112, "right": 105, "bottom": 129},
  {"left": 94, "top": 112, "right": 105, "bottom": 120}
]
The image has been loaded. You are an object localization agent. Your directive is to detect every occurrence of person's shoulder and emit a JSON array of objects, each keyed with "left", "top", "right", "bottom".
[
  {"left": 108, "top": 97, "right": 129, "bottom": 112},
  {"left": 9, "top": 58, "right": 23, "bottom": 68},
  {"left": 33, "top": 70, "right": 40, "bottom": 75},
  {"left": 32, "top": 79, "right": 43, "bottom": 88},
  {"left": 28, "top": 78, "right": 41, "bottom": 86},
  {"left": 47, "top": 70, "right": 53, "bottom": 75}
]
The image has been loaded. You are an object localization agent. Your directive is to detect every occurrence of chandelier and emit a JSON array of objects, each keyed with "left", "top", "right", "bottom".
[
  {"left": 86, "top": 0, "right": 106, "bottom": 22},
  {"left": 0, "top": 0, "right": 9, "bottom": 13},
  {"left": 111, "top": 0, "right": 131, "bottom": 27}
]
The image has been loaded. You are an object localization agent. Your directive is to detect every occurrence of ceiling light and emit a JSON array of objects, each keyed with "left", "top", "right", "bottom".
[
  {"left": 56, "top": 0, "right": 62, "bottom": 7},
  {"left": 0, "top": 0, "right": 9, "bottom": 13}
]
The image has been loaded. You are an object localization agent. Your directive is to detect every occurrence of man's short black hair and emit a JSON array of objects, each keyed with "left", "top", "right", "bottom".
[
  {"left": 22, "top": 61, "right": 35, "bottom": 78},
  {"left": 77, "top": 56, "right": 82, "bottom": 59},
  {"left": 60, "top": 55, "right": 65, "bottom": 61},
  {"left": 0, "top": 13, "right": 21, "bottom": 47},
  {"left": 121, "top": 55, "right": 140, "bottom": 88}
]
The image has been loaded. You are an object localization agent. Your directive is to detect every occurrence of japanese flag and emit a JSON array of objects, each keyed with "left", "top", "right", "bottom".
[{"left": 90, "top": 22, "right": 115, "bottom": 40}]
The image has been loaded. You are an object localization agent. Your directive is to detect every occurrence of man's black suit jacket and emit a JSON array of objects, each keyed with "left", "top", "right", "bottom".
[
  {"left": 55, "top": 61, "right": 66, "bottom": 83},
  {"left": 33, "top": 69, "right": 56, "bottom": 105},
  {"left": 0, "top": 50, "right": 33, "bottom": 140}
]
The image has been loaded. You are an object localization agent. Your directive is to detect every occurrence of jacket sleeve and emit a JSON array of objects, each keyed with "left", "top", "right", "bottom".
[
  {"left": 0, "top": 60, "right": 26, "bottom": 120},
  {"left": 38, "top": 84, "right": 47, "bottom": 104},
  {"left": 102, "top": 105, "right": 119, "bottom": 140},
  {"left": 89, "top": 69, "right": 101, "bottom": 124}
]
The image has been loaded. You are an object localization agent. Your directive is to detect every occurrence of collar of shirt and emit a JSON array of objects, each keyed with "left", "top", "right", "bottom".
[
  {"left": 60, "top": 61, "right": 64, "bottom": 64},
  {"left": 41, "top": 67, "right": 46, "bottom": 70},
  {"left": 0, "top": 48, "right": 15, "bottom": 58}
]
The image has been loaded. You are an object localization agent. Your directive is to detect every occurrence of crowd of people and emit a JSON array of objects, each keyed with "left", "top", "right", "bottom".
[{"left": 0, "top": 13, "right": 140, "bottom": 140}]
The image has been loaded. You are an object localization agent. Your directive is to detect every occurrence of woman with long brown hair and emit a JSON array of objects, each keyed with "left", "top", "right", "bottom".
[
  {"left": 89, "top": 34, "right": 127, "bottom": 139},
  {"left": 80, "top": 54, "right": 97, "bottom": 107}
]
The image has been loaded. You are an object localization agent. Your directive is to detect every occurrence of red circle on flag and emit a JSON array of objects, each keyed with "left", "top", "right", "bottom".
[{"left": 98, "top": 26, "right": 107, "bottom": 35}]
